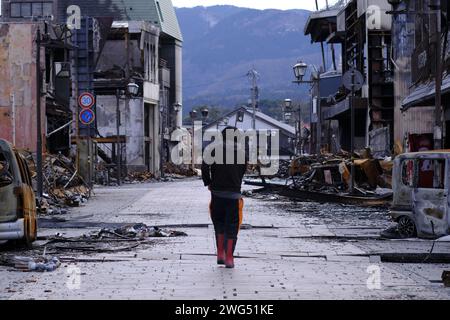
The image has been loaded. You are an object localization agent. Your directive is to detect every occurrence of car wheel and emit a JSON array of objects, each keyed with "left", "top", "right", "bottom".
[
  {"left": 398, "top": 216, "right": 417, "bottom": 238},
  {"left": 18, "top": 217, "right": 34, "bottom": 248}
]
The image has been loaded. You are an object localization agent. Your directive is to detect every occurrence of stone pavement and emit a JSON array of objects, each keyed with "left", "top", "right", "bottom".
[{"left": 1, "top": 178, "right": 450, "bottom": 300}]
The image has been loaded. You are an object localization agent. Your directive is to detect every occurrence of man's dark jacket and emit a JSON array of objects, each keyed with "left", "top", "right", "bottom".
[{"left": 201, "top": 154, "right": 247, "bottom": 193}]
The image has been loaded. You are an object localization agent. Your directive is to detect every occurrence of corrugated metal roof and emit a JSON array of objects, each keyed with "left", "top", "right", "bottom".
[
  {"left": 203, "top": 107, "right": 296, "bottom": 135},
  {"left": 152, "top": 0, "right": 183, "bottom": 41},
  {"left": 402, "top": 73, "right": 450, "bottom": 110},
  {"left": 58, "top": 0, "right": 182, "bottom": 41}
]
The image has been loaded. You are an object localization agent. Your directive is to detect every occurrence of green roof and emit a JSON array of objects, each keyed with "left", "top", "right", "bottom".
[
  {"left": 59, "top": 0, "right": 182, "bottom": 41},
  {"left": 151, "top": 0, "right": 183, "bottom": 41}
]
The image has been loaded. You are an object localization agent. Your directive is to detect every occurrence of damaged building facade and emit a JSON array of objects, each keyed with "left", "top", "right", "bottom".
[
  {"left": 1, "top": 0, "right": 183, "bottom": 179},
  {"left": 56, "top": 0, "right": 183, "bottom": 176},
  {"left": 94, "top": 21, "right": 162, "bottom": 173},
  {"left": 304, "top": 0, "right": 395, "bottom": 157},
  {"left": 0, "top": 2, "right": 73, "bottom": 156},
  {"left": 391, "top": 0, "right": 450, "bottom": 152}
]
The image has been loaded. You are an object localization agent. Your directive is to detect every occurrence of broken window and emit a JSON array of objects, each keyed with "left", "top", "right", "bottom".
[
  {"left": 417, "top": 159, "right": 446, "bottom": 189},
  {"left": 0, "top": 153, "right": 13, "bottom": 188},
  {"left": 401, "top": 159, "right": 415, "bottom": 188}
]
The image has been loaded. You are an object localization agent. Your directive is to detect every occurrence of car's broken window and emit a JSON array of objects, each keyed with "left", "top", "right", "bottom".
[
  {"left": 401, "top": 160, "right": 415, "bottom": 187},
  {"left": 417, "top": 159, "right": 446, "bottom": 189},
  {"left": 0, "top": 152, "right": 13, "bottom": 187}
]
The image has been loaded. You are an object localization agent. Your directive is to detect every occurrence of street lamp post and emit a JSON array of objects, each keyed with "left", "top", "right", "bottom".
[
  {"left": 283, "top": 99, "right": 292, "bottom": 124},
  {"left": 293, "top": 61, "right": 321, "bottom": 155},
  {"left": 284, "top": 99, "right": 305, "bottom": 155},
  {"left": 201, "top": 107, "right": 209, "bottom": 125}
]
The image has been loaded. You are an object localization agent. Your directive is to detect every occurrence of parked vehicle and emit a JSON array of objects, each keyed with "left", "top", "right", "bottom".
[
  {"left": 0, "top": 139, "right": 37, "bottom": 246},
  {"left": 390, "top": 151, "right": 450, "bottom": 239}
]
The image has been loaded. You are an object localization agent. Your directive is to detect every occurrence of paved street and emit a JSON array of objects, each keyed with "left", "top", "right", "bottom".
[{"left": 1, "top": 178, "right": 450, "bottom": 300}]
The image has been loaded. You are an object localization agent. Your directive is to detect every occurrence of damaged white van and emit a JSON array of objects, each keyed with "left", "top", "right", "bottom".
[
  {"left": 388, "top": 151, "right": 450, "bottom": 239},
  {"left": 0, "top": 139, "right": 37, "bottom": 246}
]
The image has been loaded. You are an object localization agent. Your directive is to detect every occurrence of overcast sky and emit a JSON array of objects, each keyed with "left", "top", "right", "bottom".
[{"left": 172, "top": 0, "right": 336, "bottom": 11}]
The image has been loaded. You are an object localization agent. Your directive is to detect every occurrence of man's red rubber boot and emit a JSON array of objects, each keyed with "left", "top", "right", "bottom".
[
  {"left": 216, "top": 234, "right": 225, "bottom": 265},
  {"left": 225, "top": 239, "right": 236, "bottom": 269}
]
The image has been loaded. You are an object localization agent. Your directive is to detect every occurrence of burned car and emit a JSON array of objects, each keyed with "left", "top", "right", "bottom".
[
  {"left": 0, "top": 139, "right": 37, "bottom": 245},
  {"left": 388, "top": 151, "right": 450, "bottom": 239}
]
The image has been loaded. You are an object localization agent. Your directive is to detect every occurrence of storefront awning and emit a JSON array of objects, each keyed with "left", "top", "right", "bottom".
[
  {"left": 402, "top": 74, "right": 450, "bottom": 111},
  {"left": 323, "top": 97, "right": 368, "bottom": 120}
]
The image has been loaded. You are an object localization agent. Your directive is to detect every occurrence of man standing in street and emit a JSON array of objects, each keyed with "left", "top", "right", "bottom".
[{"left": 202, "top": 127, "right": 247, "bottom": 269}]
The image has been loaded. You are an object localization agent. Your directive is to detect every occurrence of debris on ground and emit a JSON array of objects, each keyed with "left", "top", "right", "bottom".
[
  {"left": 126, "top": 171, "right": 155, "bottom": 183},
  {"left": 34, "top": 224, "right": 188, "bottom": 254},
  {"left": 249, "top": 149, "right": 393, "bottom": 203},
  {"left": 163, "top": 162, "right": 197, "bottom": 178},
  {"left": 0, "top": 255, "right": 61, "bottom": 272},
  {"left": 112, "top": 223, "right": 188, "bottom": 239},
  {"left": 21, "top": 152, "right": 91, "bottom": 214}
]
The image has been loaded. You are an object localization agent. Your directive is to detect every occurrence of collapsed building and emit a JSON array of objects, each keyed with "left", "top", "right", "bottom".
[
  {"left": 304, "top": 0, "right": 395, "bottom": 157},
  {"left": 0, "top": 0, "right": 184, "bottom": 182},
  {"left": 55, "top": 0, "right": 183, "bottom": 178}
]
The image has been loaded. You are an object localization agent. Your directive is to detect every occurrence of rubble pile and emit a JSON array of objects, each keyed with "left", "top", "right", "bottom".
[
  {"left": 43, "top": 154, "right": 90, "bottom": 209},
  {"left": 37, "top": 224, "right": 188, "bottom": 253},
  {"left": 126, "top": 171, "right": 155, "bottom": 183},
  {"left": 286, "top": 150, "right": 393, "bottom": 196},
  {"left": 244, "top": 148, "right": 394, "bottom": 206},
  {"left": 112, "top": 223, "right": 188, "bottom": 239},
  {"left": 23, "top": 153, "right": 91, "bottom": 214},
  {"left": 163, "top": 162, "right": 197, "bottom": 177}
]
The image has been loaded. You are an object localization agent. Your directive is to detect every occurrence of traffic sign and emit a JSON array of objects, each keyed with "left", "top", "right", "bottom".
[
  {"left": 78, "top": 92, "right": 95, "bottom": 109},
  {"left": 343, "top": 69, "right": 364, "bottom": 92},
  {"left": 79, "top": 108, "right": 95, "bottom": 125}
]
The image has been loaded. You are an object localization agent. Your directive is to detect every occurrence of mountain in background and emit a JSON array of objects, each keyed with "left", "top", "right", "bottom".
[{"left": 176, "top": 5, "right": 323, "bottom": 112}]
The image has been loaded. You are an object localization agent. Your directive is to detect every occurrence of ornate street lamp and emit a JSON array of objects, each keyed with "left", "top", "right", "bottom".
[
  {"left": 201, "top": 107, "right": 209, "bottom": 122},
  {"left": 173, "top": 102, "right": 182, "bottom": 113},
  {"left": 190, "top": 110, "right": 198, "bottom": 121},
  {"left": 292, "top": 60, "right": 321, "bottom": 155},
  {"left": 284, "top": 99, "right": 292, "bottom": 110},
  {"left": 127, "top": 82, "right": 139, "bottom": 96},
  {"left": 293, "top": 61, "right": 308, "bottom": 83}
]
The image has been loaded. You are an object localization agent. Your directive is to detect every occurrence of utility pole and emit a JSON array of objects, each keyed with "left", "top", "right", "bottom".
[
  {"left": 325, "top": 0, "right": 337, "bottom": 70},
  {"left": 298, "top": 104, "right": 303, "bottom": 155},
  {"left": 434, "top": 0, "right": 443, "bottom": 150},
  {"left": 350, "top": 72, "right": 355, "bottom": 194},
  {"left": 36, "top": 27, "right": 43, "bottom": 201},
  {"left": 116, "top": 89, "right": 122, "bottom": 186},
  {"left": 247, "top": 69, "right": 259, "bottom": 130},
  {"left": 316, "top": 77, "right": 322, "bottom": 155},
  {"left": 315, "top": 0, "right": 327, "bottom": 71}
]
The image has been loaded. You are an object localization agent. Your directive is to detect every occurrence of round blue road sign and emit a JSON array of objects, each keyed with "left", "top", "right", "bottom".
[
  {"left": 78, "top": 92, "right": 95, "bottom": 109},
  {"left": 79, "top": 108, "right": 95, "bottom": 125}
]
